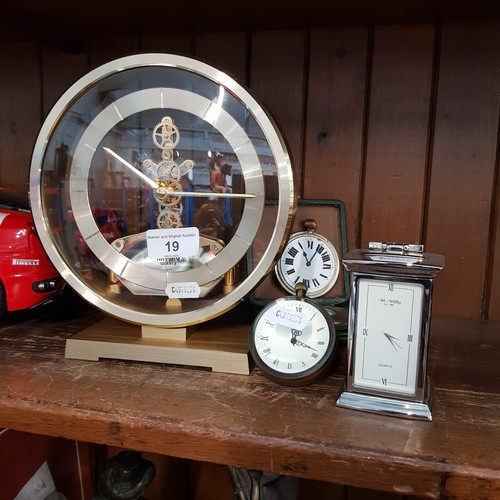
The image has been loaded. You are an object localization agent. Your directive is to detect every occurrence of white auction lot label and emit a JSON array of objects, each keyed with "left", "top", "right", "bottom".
[
  {"left": 146, "top": 227, "right": 200, "bottom": 259},
  {"left": 166, "top": 282, "right": 201, "bottom": 298},
  {"left": 266, "top": 303, "right": 309, "bottom": 330}
]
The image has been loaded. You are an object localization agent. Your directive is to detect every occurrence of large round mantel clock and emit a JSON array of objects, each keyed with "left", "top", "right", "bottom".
[{"left": 29, "top": 53, "right": 295, "bottom": 331}]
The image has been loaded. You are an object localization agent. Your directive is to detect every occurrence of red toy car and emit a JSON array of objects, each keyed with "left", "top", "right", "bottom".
[{"left": 0, "top": 188, "right": 64, "bottom": 317}]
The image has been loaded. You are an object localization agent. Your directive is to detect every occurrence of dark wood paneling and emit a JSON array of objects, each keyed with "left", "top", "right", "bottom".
[
  {"left": 0, "top": 430, "right": 93, "bottom": 500},
  {"left": 89, "top": 36, "right": 140, "bottom": 68},
  {"left": 361, "top": 25, "right": 435, "bottom": 245},
  {"left": 426, "top": 23, "right": 500, "bottom": 319},
  {"left": 249, "top": 30, "right": 307, "bottom": 192},
  {"left": 3, "top": 23, "right": 500, "bottom": 318},
  {"left": 0, "top": 42, "right": 40, "bottom": 192},
  {"left": 303, "top": 27, "right": 369, "bottom": 250},
  {"left": 4, "top": 0, "right": 500, "bottom": 45},
  {"left": 41, "top": 45, "right": 90, "bottom": 117},
  {"left": 488, "top": 129, "right": 500, "bottom": 320},
  {"left": 195, "top": 32, "right": 248, "bottom": 84},
  {"left": 141, "top": 34, "right": 194, "bottom": 55}
]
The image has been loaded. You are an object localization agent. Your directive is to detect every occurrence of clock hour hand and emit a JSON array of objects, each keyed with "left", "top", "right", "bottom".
[
  {"left": 383, "top": 332, "right": 402, "bottom": 351},
  {"left": 104, "top": 147, "right": 256, "bottom": 199}
]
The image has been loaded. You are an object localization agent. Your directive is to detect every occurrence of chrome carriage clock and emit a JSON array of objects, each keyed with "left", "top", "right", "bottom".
[{"left": 337, "top": 242, "right": 444, "bottom": 420}]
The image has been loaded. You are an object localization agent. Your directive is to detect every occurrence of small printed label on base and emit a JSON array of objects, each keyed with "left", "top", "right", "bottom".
[{"left": 166, "top": 282, "right": 201, "bottom": 298}]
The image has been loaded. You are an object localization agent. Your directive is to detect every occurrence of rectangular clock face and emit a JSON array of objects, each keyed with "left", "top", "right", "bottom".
[{"left": 353, "top": 278, "right": 424, "bottom": 396}]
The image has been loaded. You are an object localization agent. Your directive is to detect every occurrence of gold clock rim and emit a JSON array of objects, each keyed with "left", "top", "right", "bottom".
[{"left": 29, "top": 53, "right": 296, "bottom": 327}]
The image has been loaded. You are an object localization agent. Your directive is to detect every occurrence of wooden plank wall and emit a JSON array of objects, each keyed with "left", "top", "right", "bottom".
[{"left": 0, "top": 21, "right": 499, "bottom": 321}]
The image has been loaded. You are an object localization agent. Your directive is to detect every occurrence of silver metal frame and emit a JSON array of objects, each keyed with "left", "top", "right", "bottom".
[{"left": 337, "top": 244, "right": 444, "bottom": 420}]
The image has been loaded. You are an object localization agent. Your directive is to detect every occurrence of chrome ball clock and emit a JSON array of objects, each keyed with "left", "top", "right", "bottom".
[
  {"left": 250, "top": 283, "right": 337, "bottom": 386},
  {"left": 29, "top": 54, "right": 295, "bottom": 328},
  {"left": 337, "top": 242, "right": 445, "bottom": 420}
]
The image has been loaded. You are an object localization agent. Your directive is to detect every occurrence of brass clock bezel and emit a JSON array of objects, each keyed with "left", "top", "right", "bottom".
[{"left": 29, "top": 53, "right": 296, "bottom": 328}]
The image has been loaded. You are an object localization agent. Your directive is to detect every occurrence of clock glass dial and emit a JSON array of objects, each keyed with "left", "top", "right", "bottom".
[
  {"left": 353, "top": 278, "right": 424, "bottom": 396},
  {"left": 250, "top": 295, "right": 336, "bottom": 384},
  {"left": 276, "top": 232, "right": 339, "bottom": 298},
  {"left": 29, "top": 54, "right": 295, "bottom": 327}
]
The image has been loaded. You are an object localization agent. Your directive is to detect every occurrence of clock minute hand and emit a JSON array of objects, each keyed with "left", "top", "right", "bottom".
[
  {"left": 104, "top": 147, "right": 256, "bottom": 199},
  {"left": 291, "top": 337, "right": 317, "bottom": 351},
  {"left": 383, "top": 332, "right": 402, "bottom": 351},
  {"left": 309, "top": 245, "right": 321, "bottom": 262},
  {"left": 104, "top": 147, "right": 158, "bottom": 189},
  {"left": 290, "top": 327, "right": 316, "bottom": 350},
  {"left": 298, "top": 241, "right": 312, "bottom": 265}
]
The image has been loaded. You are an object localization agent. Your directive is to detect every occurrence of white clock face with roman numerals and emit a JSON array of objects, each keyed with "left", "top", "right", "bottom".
[
  {"left": 276, "top": 231, "right": 339, "bottom": 298},
  {"left": 353, "top": 278, "right": 424, "bottom": 396},
  {"left": 250, "top": 295, "right": 337, "bottom": 385}
]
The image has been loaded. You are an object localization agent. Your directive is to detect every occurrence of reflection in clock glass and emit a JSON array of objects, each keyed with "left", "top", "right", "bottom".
[
  {"left": 32, "top": 57, "right": 292, "bottom": 323},
  {"left": 89, "top": 109, "right": 244, "bottom": 255}
]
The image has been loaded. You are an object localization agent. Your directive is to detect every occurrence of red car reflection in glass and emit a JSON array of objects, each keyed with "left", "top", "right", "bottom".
[
  {"left": 74, "top": 207, "right": 122, "bottom": 260},
  {"left": 0, "top": 188, "right": 64, "bottom": 317}
]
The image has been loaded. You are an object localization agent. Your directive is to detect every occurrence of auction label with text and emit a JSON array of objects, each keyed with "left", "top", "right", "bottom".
[
  {"left": 146, "top": 227, "right": 199, "bottom": 259},
  {"left": 266, "top": 303, "right": 309, "bottom": 330},
  {"left": 166, "top": 282, "right": 201, "bottom": 298}
]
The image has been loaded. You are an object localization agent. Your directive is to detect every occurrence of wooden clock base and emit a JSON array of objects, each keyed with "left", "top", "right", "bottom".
[{"left": 65, "top": 316, "right": 253, "bottom": 375}]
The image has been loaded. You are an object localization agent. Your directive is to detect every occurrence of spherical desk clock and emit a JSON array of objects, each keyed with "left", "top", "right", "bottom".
[
  {"left": 29, "top": 53, "right": 295, "bottom": 374},
  {"left": 337, "top": 242, "right": 445, "bottom": 420},
  {"left": 250, "top": 282, "right": 337, "bottom": 386}
]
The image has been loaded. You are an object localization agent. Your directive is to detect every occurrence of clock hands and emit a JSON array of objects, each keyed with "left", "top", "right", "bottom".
[
  {"left": 103, "top": 147, "right": 256, "bottom": 199},
  {"left": 383, "top": 332, "right": 402, "bottom": 351},
  {"left": 291, "top": 336, "right": 317, "bottom": 351},
  {"left": 298, "top": 241, "right": 324, "bottom": 267},
  {"left": 298, "top": 242, "right": 310, "bottom": 264},
  {"left": 290, "top": 328, "right": 317, "bottom": 351},
  {"left": 308, "top": 244, "right": 323, "bottom": 264}
]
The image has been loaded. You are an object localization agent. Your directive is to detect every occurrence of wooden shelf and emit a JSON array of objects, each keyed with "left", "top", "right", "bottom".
[{"left": 0, "top": 293, "right": 499, "bottom": 498}]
